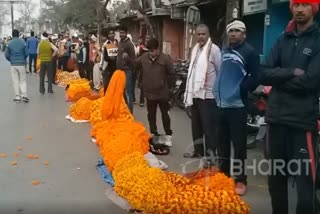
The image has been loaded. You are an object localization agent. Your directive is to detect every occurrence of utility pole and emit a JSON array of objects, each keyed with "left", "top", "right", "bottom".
[{"left": 0, "top": 0, "right": 26, "bottom": 32}]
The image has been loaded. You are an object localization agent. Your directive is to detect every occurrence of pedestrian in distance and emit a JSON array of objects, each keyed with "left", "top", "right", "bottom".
[
  {"left": 38, "top": 32, "right": 58, "bottom": 94},
  {"left": 5, "top": 29, "right": 29, "bottom": 103}
]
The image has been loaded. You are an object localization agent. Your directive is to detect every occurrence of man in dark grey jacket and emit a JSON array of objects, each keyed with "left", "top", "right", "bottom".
[
  {"left": 136, "top": 38, "right": 175, "bottom": 147},
  {"left": 5, "top": 29, "right": 29, "bottom": 103},
  {"left": 117, "top": 26, "right": 136, "bottom": 113},
  {"left": 259, "top": 2, "right": 320, "bottom": 214}
]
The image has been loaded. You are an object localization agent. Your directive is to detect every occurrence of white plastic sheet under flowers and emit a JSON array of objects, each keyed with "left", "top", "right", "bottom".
[{"left": 65, "top": 114, "right": 89, "bottom": 123}]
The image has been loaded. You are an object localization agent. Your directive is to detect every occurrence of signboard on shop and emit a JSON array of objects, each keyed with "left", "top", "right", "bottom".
[{"left": 243, "top": 0, "right": 267, "bottom": 15}]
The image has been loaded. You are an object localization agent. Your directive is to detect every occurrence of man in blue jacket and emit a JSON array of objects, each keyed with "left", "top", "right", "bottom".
[
  {"left": 213, "top": 19, "right": 260, "bottom": 196},
  {"left": 27, "top": 31, "right": 38, "bottom": 74},
  {"left": 5, "top": 29, "right": 29, "bottom": 103}
]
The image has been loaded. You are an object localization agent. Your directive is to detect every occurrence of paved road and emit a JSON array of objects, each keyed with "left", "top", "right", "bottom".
[{"left": 0, "top": 53, "right": 296, "bottom": 214}]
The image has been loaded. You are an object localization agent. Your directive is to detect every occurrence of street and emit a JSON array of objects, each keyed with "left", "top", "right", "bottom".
[{"left": 0, "top": 53, "right": 296, "bottom": 214}]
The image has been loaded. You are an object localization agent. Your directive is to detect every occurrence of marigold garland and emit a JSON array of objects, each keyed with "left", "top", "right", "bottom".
[
  {"left": 66, "top": 78, "right": 92, "bottom": 102},
  {"left": 56, "top": 70, "right": 81, "bottom": 87},
  {"left": 101, "top": 70, "right": 126, "bottom": 121},
  {"left": 112, "top": 153, "right": 250, "bottom": 214},
  {"left": 93, "top": 121, "right": 150, "bottom": 171},
  {"left": 99, "top": 87, "right": 104, "bottom": 97},
  {"left": 69, "top": 97, "right": 93, "bottom": 120},
  {"left": 89, "top": 97, "right": 104, "bottom": 126},
  {"left": 64, "top": 69, "right": 251, "bottom": 214}
]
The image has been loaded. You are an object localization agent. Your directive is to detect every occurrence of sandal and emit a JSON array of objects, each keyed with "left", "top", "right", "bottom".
[{"left": 149, "top": 144, "right": 170, "bottom": 155}]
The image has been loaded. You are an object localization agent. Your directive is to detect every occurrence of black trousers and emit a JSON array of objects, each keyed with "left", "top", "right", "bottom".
[
  {"left": 216, "top": 107, "right": 247, "bottom": 184},
  {"left": 102, "top": 64, "right": 117, "bottom": 94},
  {"left": 139, "top": 88, "right": 145, "bottom": 104},
  {"left": 146, "top": 99, "right": 172, "bottom": 136},
  {"left": 52, "top": 58, "right": 57, "bottom": 83},
  {"left": 86, "top": 61, "right": 94, "bottom": 81},
  {"left": 191, "top": 99, "right": 218, "bottom": 156},
  {"left": 29, "top": 54, "right": 37, "bottom": 73},
  {"left": 39, "top": 61, "right": 53, "bottom": 93},
  {"left": 132, "top": 70, "right": 137, "bottom": 102},
  {"left": 78, "top": 62, "right": 86, "bottom": 79},
  {"left": 61, "top": 55, "right": 69, "bottom": 71},
  {"left": 266, "top": 124, "right": 318, "bottom": 214}
]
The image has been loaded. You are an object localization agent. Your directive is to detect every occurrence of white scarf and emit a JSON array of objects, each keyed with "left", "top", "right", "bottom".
[{"left": 184, "top": 38, "right": 212, "bottom": 107}]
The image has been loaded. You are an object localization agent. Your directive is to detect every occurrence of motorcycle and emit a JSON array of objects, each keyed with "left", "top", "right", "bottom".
[
  {"left": 246, "top": 87, "right": 269, "bottom": 149},
  {"left": 170, "top": 59, "right": 189, "bottom": 110}
]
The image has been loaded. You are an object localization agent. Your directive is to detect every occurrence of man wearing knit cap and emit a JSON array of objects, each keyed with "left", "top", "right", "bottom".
[
  {"left": 213, "top": 19, "right": 260, "bottom": 196},
  {"left": 38, "top": 32, "right": 58, "bottom": 94},
  {"left": 259, "top": 1, "right": 320, "bottom": 214}
]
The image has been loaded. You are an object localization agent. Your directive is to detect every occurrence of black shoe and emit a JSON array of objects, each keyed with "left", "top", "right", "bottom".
[
  {"left": 48, "top": 90, "right": 54, "bottom": 94},
  {"left": 21, "top": 97, "right": 29, "bottom": 103},
  {"left": 13, "top": 97, "right": 21, "bottom": 102}
]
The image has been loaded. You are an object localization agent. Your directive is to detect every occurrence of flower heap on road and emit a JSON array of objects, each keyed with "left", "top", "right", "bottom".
[
  {"left": 66, "top": 70, "right": 251, "bottom": 214},
  {"left": 65, "top": 79, "right": 92, "bottom": 102}
]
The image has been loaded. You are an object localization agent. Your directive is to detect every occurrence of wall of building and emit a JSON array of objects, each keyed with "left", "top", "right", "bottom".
[
  {"left": 243, "top": 12, "right": 265, "bottom": 55},
  {"left": 162, "top": 17, "right": 184, "bottom": 59},
  {"left": 263, "top": 2, "right": 291, "bottom": 59}
]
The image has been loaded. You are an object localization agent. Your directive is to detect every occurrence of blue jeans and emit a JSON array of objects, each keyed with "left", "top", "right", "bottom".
[{"left": 124, "top": 69, "right": 133, "bottom": 113}]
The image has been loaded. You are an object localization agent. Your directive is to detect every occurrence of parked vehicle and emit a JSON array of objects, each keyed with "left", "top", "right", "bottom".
[
  {"left": 170, "top": 59, "right": 189, "bottom": 110},
  {"left": 247, "top": 87, "right": 269, "bottom": 149}
]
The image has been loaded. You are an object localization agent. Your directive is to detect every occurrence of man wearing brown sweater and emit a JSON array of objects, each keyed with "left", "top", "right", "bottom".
[
  {"left": 117, "top": 26, "right": 136, "bottom": 113},
  {"left": 135, "top": 38, "right": 175, "bottom": 146}
]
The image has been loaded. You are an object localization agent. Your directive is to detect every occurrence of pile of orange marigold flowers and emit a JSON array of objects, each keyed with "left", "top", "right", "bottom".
[
  {"left": 66, "top": 79, "right": 92, "bottom": 102},
  {"left": 66, "top": 70, "right": 250, "bottom": 214},
  {"left": 112, "top": 152, "right": 250, "bottom": 214}
]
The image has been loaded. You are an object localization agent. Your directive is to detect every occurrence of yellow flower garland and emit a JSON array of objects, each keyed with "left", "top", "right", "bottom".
[
  {"left": 112, "top": 153, "right": 250, "bottom": 214},
  {"left": 65, "top": 70, "right": 251, "bottom": 214},
  {"left": 69, "top": 97, "right": 93, "bottom": 120}
]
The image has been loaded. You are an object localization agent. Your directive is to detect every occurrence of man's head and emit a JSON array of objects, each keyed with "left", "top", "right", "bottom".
[
  {"left": 31, "top": 31, "right": 35, "bottom": 37},
  {"left": 196, "top": 24, "right": 210, "bottom": 47},
  {"left": 12, "top": 29, "right": 19, "bottom": 38},
  {"left": 42, "top": 32, "right": 49, "bottom": 39},
  {"left": 147, "top": 38, "right": 160, "bottom": 58},
  {"left": 138, "top": 36, "right": 144, "bottom": 45},
  {"left": 226, "top": 19, "right": 246, "bottom": 46},
  {"left": 119, "top": 26, "right": 128, "bottom": 41},
  {"left": 108, "top": 30, "right": 115, "bottom": 41},
  {"left": 290, "top": 1, "right": 318, "bottom": 24}
]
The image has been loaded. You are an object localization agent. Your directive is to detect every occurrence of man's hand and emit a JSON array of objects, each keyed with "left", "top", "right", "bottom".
[{"left": 294, "top": 68, "right": 305, "bottom": 76}]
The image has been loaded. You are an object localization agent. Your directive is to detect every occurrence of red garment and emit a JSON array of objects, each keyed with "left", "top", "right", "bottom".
[{"left": 286, "top": 1, "right": 319, "bottom": 32}]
